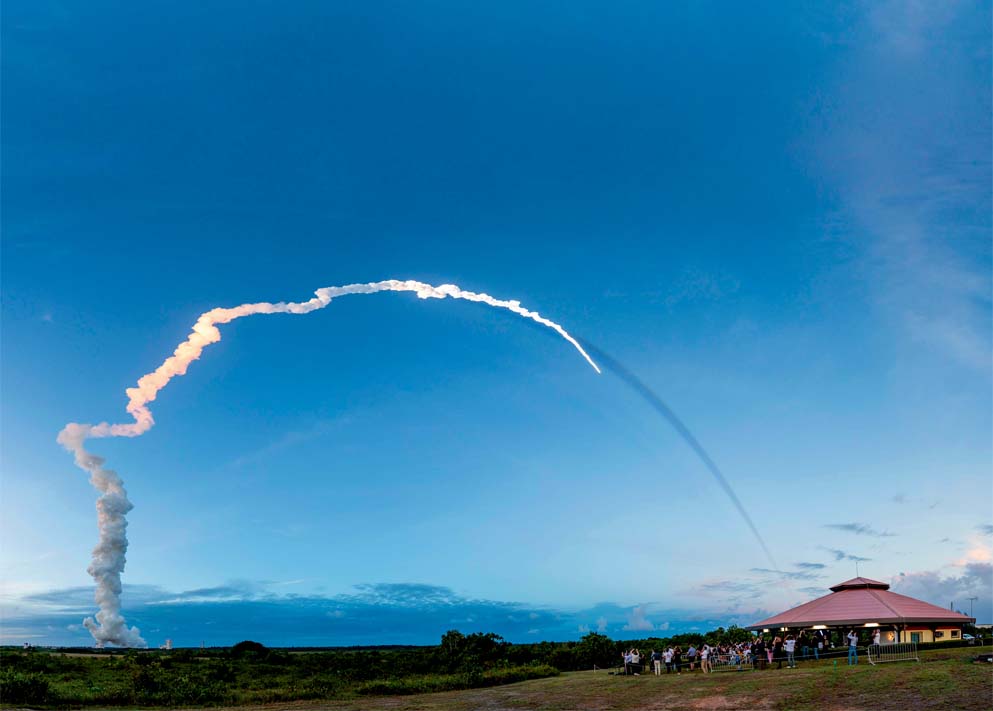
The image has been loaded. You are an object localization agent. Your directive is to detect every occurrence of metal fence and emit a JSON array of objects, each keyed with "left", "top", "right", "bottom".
[
  {"left": 707, "top": 652, "right": 752, "bottom": 672},
  {"left": 867, "top": 642, "right": 919, "bottom": 665}
]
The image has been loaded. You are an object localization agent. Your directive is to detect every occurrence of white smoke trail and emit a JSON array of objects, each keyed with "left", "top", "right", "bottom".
[{"left": 59, "top": 279, "right": 599, "bottom": 647}]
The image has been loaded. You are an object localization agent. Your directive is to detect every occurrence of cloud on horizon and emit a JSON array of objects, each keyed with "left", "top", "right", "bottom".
[
  {"left": 891, "top": 562, "right": 992, "bottom": 623},
  {"left": 0, "top": 581, "right": 766, "bottom": 648}
]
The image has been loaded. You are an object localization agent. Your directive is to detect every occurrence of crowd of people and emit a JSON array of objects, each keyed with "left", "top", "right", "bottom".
[
  {"left": 619, "top": 630, "right": 844, "bottom": 675},
  {"left": 616, "top": 627, "right": 982, "bottom": 677}
]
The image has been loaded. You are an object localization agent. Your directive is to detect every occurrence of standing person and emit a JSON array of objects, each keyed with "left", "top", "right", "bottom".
[
  {"left": 664, "top": 646, "right": 674, "bottom": 674},
  {"left": 815, "top": 631, "right": 823, "bottom": 660},
  {"left": 687, "top": 644, "right": 697, "bottom": 671},
  {"left": 631, "top": 648, "right": 641, "bottom": 675},
  {"left": 767, "top": 638, "right": 774, "bottom": 667},
  {"left": 847, "top": 630, "right": 859, "bottom": 665},
  {"left": 651, "top": 649, "right": 662, "bottom": 676},
  {"left": 784, "top": 634, "right": 796, "bottom": 668},
  {"left": 799, "top": 632, "right": 809, "bottom": 660},
  {"left": 773, "top": 636, "right": 784, "bottom": 669},
  {"left": 700, "top": 643, "right": 710, "bottom": 673},
  {"left": 872, "top": 629, "right": 881, "bottom": 647},
  {"left": 760, "top": 637, "right": 769, "bottom": 670},
  {"left": 672, "top": 646, "right": 682, "bottom": 675}
]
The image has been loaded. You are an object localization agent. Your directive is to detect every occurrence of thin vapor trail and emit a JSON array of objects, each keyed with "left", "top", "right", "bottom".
[
  {"left": 59, "top": 279, "right": 600, "bottom": 647},
  {"left": 579, "top": 340, "right": 779, "bottom": 571}
]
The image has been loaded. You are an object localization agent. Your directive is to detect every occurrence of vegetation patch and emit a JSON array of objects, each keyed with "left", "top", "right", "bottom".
[{"left": 2, "top": 633, "right": 988, "bottom": 709}]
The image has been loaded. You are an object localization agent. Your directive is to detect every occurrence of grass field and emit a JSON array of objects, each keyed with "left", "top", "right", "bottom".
[
  {"left": 207, "top": 646, "right": 992, "bottom": 711},
  {"left": 2, "top": 645, "right": 989, "bottom": 710}
]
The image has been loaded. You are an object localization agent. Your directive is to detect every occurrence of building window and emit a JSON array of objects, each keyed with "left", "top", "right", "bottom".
[
  {"left": 951, "top": 630, "right": 959, "bottom": 638},
  {"left": 935, "top": 631, "right": 944, "bottom": 639}
]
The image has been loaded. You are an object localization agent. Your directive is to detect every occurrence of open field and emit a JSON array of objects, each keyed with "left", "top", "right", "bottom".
[
  {"left": 203, "top": 647, "right": 992, "bottom": 711},
  {"left": 2, "top": 645, "right": 988, "bottom": 710}
]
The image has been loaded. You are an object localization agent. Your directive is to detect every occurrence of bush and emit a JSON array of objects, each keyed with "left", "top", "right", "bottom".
[
  {"left": 160, "top": 673, "right": 227, "bottom": 705},
  {"left": 230, "top": 640, "right": 268, "bottom": 657},
  {"left": 0, "top": 668, "right": 50, "bottom": 705},
  {"left": 301, "top": 675, "right": 343, "bottom": 699},
  {"left": 355, "top": 664, "right": 558, "bottom": 696},
  {"left": 480, "top": 664, "right": 559, "bottom": 687}
]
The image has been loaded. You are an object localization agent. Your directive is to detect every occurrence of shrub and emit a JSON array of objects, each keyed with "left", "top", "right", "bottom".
[
  {"left": 160, "top": 673, "right": 227, "bottom": 705},
  {"left": 230, "top": 640, "right": 268, "bottom": 657},
  {"left": 301, "top": 675, "right": 343, "bottom": 699},
  {"left": 0, "top": 668, "right": 50, "bottom": 705},
  {"left": 354, "top": 664, "right": 558, "bottom": 696},
  {"left": 480, "top": 664, "right": 559, "bottom": 687}
]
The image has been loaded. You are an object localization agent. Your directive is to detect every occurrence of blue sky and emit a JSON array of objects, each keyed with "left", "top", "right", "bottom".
[{"left": 2, "top": 1, "right": 991, "bottom": 646}]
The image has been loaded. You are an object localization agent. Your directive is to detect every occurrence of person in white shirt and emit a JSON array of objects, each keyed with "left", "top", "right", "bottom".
[
  {"left": 872, "top": 629, "right": 881, "bottom": 646},
  {"left": 784, "top": 635, "right": 796, "bottom": 668},
  {"left": 664, "top": 647, "right": 674, "bottom": 673},
  {"left": 847, "top": 630, "right": 859, "bottom": 665},
  {"left": 700, "top": 644, "right": 710, "bottom": 673}
]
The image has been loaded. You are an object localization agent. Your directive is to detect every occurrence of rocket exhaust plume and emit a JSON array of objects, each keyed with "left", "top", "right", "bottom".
[
  {"left": 578, "top": 340, "right": 779, "bottom": 571},
  {"left": 58, "top": 280, "right": 599, "bottom": 647}
]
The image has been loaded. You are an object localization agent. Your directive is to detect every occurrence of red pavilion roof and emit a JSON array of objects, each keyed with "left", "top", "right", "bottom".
[
  {"left": 829, "top": 576, "right": 888, "bottom": 592},
  {"left": 748, "top": 579, "right": 976, "bottom": 629}
]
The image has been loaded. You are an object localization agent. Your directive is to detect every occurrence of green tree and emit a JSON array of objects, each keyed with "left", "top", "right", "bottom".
[
  {"left": 723, "top": 625, "right": 752, "bottom": 644},
  {"left": 229, "top": 640, "right": 268, "bottom": 657},
  {"left": 574, "top": 632, "right": 615, "bottom": 669}
]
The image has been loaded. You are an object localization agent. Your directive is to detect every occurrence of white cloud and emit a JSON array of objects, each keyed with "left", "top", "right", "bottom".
[
  {"left": 891, "top": 562, "right": 992, "bottom": 622},
  {"left": 808, "top": 1, "right": 991, "bottom": 373},
  {"left": 622, "top": 605, "right": 655, "bottom": 632}
]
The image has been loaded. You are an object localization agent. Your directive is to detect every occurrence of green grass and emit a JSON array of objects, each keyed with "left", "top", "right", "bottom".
[
  {"left": 260, "top": 646, "right": 989, "bottom": 711},
  {"left": 2, "top": 646, "right": 988, "bottom": 710}
]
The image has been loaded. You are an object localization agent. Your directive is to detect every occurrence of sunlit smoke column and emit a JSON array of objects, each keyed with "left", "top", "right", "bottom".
[
  {"left": 57, "top": 424, "right": 146, "bottom": 647},
  {"left": 59, "top": 279, "right": 599, "bottom": 647}
]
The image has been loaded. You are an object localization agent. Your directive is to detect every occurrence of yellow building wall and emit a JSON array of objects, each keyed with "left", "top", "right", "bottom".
[
  {"left": 933, "top": 627, "right": 962, "bottom": 642},
  {"left": 901, "top": 627, "right": 962, "bottom": 643}
]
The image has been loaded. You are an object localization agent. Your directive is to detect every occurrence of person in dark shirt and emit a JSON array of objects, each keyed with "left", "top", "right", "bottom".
[{"left": 753, "top": 637, "right": 767, "bottom": 670}]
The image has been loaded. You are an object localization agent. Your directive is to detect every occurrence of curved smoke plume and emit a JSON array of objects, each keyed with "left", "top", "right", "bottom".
[{"left": 58, "top": 279, "right": 599, "bottom": 647}]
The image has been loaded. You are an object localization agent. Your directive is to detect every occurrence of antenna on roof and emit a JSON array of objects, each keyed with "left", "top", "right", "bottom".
[{"left": 855, "top": 560, "right": 860, "bottom": 577}]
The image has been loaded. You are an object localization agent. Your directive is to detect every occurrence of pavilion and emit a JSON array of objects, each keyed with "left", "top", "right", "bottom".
[{"left": 747, "top": 577, "right": 975, "bottom": 644}]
